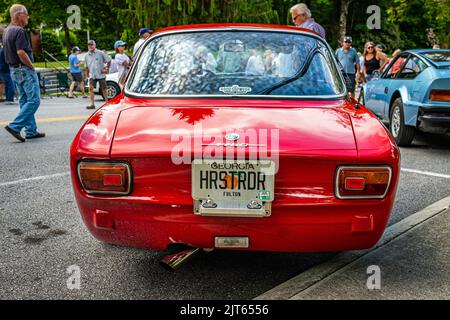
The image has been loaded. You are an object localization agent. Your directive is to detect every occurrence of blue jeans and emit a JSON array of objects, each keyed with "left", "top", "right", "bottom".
[
  {"left": 0, "top": 71, "right": 15, "bottom": 102},
  {"left": 8, "top": 67, "right": 41, "bottom": 136}
]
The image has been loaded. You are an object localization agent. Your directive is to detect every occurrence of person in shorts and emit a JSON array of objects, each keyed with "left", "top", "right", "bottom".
[
  {"left": 84, "top": 40, "right": 111, "bottom": 109},
  {"left": 335, "top": 36, "right": 360, "bottom": 99},
  {"left": 68, "top": 46, "right": 87, "bottom": 98}
]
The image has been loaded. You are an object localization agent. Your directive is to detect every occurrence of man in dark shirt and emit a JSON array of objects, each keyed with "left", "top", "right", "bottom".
[
  {"left": 3, "top": 4, "right": 44, "bottom": 142},
  {"left": 0, "top": 45, "right": 16, "bottom": 104}
]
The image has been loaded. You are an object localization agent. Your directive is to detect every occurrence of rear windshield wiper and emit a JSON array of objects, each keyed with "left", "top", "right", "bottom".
[{"left": 256, "top": 45, "right": 320, "bottom": 95}]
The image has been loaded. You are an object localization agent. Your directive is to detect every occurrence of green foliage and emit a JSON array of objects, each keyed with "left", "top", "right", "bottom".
[
  {"left": 111, "top": 0, "right": 279, "bottom": 30},
  {"left": 385, "top": 0, "right": 449, "bottom": 48},
  {"left": 59, "top": 29, "right": 79, "bottom": 50},
  {"left": 73, "top": 30, "right": 89, "bottom": 52},
  {"left": 91, "top": 34, "right": 117, "bottom": 51},
  {"left": 0, "top": 0, "right": 449, "bottom": 58},
  {"left": 41, "top": 30, "right": 64, "bottom": 55},
  {"left": 109, "top": 0, "right": 448, "bottom": 52}
]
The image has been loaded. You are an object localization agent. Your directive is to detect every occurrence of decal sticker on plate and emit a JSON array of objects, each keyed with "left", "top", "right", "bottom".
[{"left": 259, "top": 190, "right": 271, "bottom": 201}]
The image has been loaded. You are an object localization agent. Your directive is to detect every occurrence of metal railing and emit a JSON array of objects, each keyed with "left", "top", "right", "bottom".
[
  {"left": 42, "top": 49, "right": 69, "bottom": 72},
  {"left": 37, "top": 49, "right": 72, "bottom": 96}
]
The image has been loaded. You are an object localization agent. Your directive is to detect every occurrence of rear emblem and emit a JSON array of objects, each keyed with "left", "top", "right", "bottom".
[
  {"left": 219, "top": 85, "right": 252, "bottom": 95},
  {"left": 225, "top": 133, "right": 240, "bottom": 141}
]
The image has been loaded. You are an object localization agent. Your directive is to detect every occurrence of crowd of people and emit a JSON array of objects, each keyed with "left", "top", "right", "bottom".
[
  {"left": 66, "top": 27, "right": 152, "bottom": 109},
  {"left": 290, "top": 3, "right": 413, "bottom": 98},
  {"left": 335, "top": 36, "right": 393, "bottom": 99},
  {"left": 1, "top": 2, "right": 442, "bottom": 143},
  {"left": 65, "top": 3, "right": 397, "bottom": 104}
]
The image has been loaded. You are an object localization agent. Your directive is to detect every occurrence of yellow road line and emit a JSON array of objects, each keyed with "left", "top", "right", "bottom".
[{"left": 0, "top": 115, "right": 89, "bottom": 125}]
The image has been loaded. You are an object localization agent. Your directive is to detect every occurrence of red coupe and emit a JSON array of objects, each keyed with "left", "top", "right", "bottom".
[{"left": 71, "top": 24, "right": 400, "bottom": 267}]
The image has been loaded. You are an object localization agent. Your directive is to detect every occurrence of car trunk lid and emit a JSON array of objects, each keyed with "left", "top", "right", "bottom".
[{"left": 110, "top": 102, "right": 357, "bottom": 159}]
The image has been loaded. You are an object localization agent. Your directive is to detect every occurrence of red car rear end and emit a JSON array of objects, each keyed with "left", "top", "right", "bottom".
[{"left": 70, "top": 24, "right": 400, "bottom": 254}]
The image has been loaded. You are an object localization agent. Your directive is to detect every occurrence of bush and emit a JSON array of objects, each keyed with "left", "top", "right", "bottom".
[
  {"left": 73, "top": 30, "right": 88, "bottom": 52},
  {"left": 41, "top": 30, "right": 64, "bottom": 56},
  {"left": 58, "top": 30, "right": 80, "bottom": 56},
  {"left": 90, "top": 34, "right": 117, "bottom": 51}
]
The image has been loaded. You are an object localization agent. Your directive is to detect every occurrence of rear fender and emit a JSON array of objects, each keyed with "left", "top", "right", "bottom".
[{"left": 387, "top": 86, "right": 418, "bottom": 127}]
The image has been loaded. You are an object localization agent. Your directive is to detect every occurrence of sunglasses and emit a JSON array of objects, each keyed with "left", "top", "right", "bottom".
[
  {"left": 367, "top": 46, "right": 374, "bottom": 49},
  {"left": 344, "top": 41, "right": 351, "bottom": 43},
  {"left": 292, "top": 14, "right": 301, "bottom": 22}
]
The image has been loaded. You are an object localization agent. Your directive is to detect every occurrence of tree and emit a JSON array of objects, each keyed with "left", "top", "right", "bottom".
[
  {"left": 0, "top": 0, "right": 120, "bottom": 55},
  {"left": 1, "top": 0, "right": 448, "bottom": 60},
  {"left": 338, "top": 0, "right": 354, "bottom": 41}
]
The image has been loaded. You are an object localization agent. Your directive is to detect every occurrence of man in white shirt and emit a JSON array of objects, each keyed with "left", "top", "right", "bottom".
[{"left": 133, "top": 28, "right": 152, "bottom": 58}]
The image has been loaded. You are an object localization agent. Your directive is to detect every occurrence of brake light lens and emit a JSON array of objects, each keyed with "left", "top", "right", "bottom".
[
  {"left": 78, "top": 162, "right": 131, "bottom": 195},
  {"left": 336, "top": 166, "right": 392, "bottom": 199},
  {"left": 429, "top": 90, "right": 450, "bottom": 102},
  {"left": 344, "top": 177, "right": 365, "bottom": 190}
]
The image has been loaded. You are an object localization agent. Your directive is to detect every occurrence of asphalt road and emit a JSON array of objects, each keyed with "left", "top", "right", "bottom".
[{"left": 0, "top": 98, "right": 449, "bottom": 299}]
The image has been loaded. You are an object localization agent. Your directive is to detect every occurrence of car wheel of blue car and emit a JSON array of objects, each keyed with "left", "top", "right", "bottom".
[{"left": 389, "top": 98, "right": 416, "bottom": 146}]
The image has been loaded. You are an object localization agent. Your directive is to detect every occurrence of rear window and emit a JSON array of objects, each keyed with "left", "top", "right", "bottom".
[
  {"left": 126, "top": 31, "right": 345, "bottom": 97},
  {"left": 421, "top": 51, "right": 450, "bottom": 63}
]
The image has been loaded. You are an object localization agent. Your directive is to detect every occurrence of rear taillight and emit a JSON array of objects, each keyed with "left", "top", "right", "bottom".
[
  {"left": 335, "top": 166, "right": 392, "bottom": 199},
  {"left": 78, "top": 162, "right": 132, "bottom": 195},
  {"left": 429, "top": 90, "right": 450, "bottom": 102}
]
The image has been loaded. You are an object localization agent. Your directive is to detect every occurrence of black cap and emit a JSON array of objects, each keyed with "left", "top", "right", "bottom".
[{"left": 343, "top": 36, "right": 352, "bottom": 43}]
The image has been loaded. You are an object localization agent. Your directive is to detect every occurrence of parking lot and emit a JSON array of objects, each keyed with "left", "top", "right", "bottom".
[{"left": 0, "top": 97, "right": 449, "bottom": 299}]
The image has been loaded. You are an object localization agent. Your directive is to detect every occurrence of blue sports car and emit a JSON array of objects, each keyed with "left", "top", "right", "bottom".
[{"left": 361, "top": 49, "right": 450, "bottom": 146}]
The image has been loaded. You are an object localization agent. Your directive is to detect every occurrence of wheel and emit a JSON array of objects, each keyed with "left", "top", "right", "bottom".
[
  {"left": 104, "top": 81, "right": 121, "bottom": 100},
  {"left": 389, "top": 98, "right": 415, "bottom": 146}
]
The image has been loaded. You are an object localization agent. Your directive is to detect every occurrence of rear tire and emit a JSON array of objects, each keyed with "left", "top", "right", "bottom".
[{"left": 389, "top": 98, "right": 415, "bottom": 146}]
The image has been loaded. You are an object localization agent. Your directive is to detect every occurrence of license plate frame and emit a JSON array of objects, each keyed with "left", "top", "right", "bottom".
[{"left": 191, "top": 159, "right": 275, "bottom": 217}]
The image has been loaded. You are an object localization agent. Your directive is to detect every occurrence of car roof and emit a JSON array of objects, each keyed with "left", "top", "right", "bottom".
[
  {"left": 151, "top": 23, "right": 320, "bottom": 38},
  {"left": 405, "top": 49, "right": 450, "bottom": 67},
  {"left": 406, "top": 49, "right": 450, "bottom": 54}
]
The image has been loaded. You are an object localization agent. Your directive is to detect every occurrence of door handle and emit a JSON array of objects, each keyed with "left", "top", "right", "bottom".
[{"left": 384, "top": 87, "right": 388, "bottom": 94}]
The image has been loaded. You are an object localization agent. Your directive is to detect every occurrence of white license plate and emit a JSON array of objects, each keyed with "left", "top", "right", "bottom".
[{"left": 192, "top": 159, "right": 275, "bottom": 217}]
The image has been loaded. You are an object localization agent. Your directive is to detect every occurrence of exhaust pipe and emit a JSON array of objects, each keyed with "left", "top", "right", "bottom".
[{"left": 159, "top": 247, "right": 201, "bottom": 271}]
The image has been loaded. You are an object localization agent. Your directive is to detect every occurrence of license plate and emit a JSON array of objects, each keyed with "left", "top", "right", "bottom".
[{"left": 192, "top": 159, "right": 275, "bottom": 217}]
